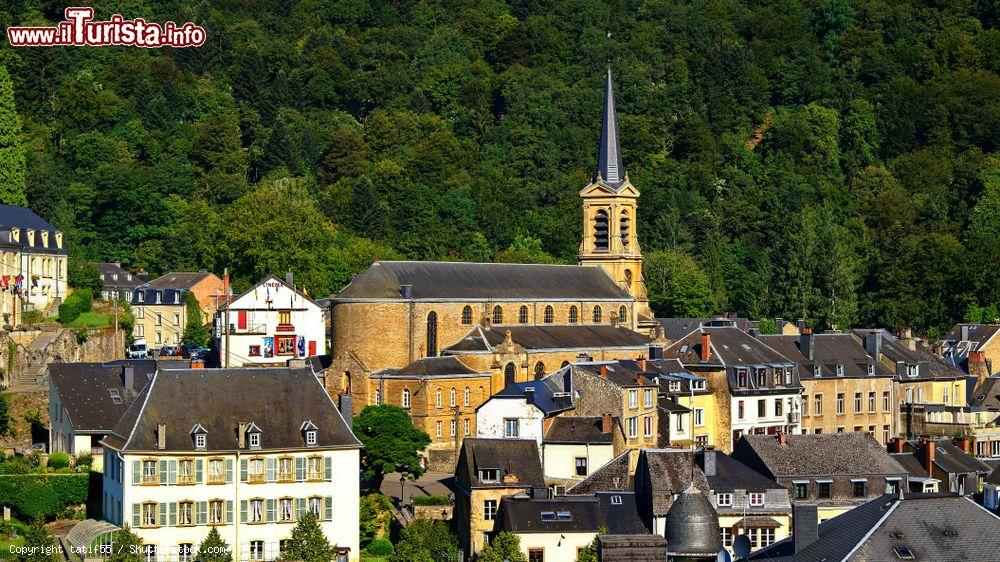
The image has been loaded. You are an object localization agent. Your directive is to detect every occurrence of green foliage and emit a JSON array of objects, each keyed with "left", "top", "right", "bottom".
[
  {"left": 46, "top": 452, "right": 69, "bottom": 470},
  {"left": 388, "top": 519, "right": 458, "bottom": 562},
  {"left": 495, "top": 236, "right": 560, "bottom": 264},
  {"left": 58, "top": 290, "right": 93, "bottom": 325},
  {"left": 182, "top": 291, "right": 209, "bottom": 347},
  {"left": 0, "top": 473, "right": 89, "bottom": 519},
  {"left": 195, "top": 527, "right": 232, "bottom": 562},
  {"left": 0, "top": 394, "right": 9, "bottom": 437},
  {"left": 366, "top": 538, "right": 394, "bottom": 557},
  {"left": 278, "top": 512, "right": 335, "bottom": 562},
  {"left": 353, "top": 405, "right": 431, "bottom": 489},
  {"left": 645, "top": 250, "right": 718, "bottom": 317},
  {"left": 68, "top": 261, "right": 103, "bottom": 293},
  {"left": 73, "top": 453, "right": 93, "bottom": 471},
  {"left": 0, "top": 66, "right": 26, "bottom": 206},
  {"left": 576, "top": 526, "right": 605, "bottom": 562},
  {"left": 756, "top": 319, "right": 779, "bottom": 335},
  {"left": 478, "top": 531, "right": 527, "bottom": 562},
  {"left": 107, "top": 527, "right": 144, "bottom": 562},
  {"left": 359, "top": 494, "right": 393, "bottom": 549},
  {"left": 17, "top": 518, "right": 57, "bottom": 562},
  {"left": 410, "top": 494, "right": 452, "bottom": 506}
]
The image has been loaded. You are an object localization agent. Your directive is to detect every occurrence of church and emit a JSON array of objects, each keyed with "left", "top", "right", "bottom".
[{"left": 328, "top": 66, "right": 662, "bottom": 468}]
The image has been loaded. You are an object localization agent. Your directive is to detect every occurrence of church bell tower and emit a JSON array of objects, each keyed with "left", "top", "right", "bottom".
[{"left": 579, "top": 64, "right": 653, "bottom": 321}]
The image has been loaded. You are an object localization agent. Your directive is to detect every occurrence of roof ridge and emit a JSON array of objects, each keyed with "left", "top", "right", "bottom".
[{"left": 121, "top": 370, "right": 159, "bottom": 450}]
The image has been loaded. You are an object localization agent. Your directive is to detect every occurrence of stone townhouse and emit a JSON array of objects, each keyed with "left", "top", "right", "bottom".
[
  {"left": 453, "top": 438, "right": 545, "bottom": 557},
  {"left": 0, "top": 204, "right": 67, "bottom": 326},
  {"left": 651, "top": 358, "right": 717, "bottom": 449},
  {"left": 666, "top": 327, "right": 803, "bottom": 452},
  {"left": 890, "top": 438, "right": 991, "bottom": 496},
  {"left": 759, "top": 330, "right": 895, "bottom": 443},
  {"left": 541, "top": 416, "right": 625, "bottom": 487},
  {"left": 732, "top": 433, "right": 908, "bottom": 521},
  {"left": 939, "top": 323, "right": 1000, "bottom": 376},
  {"left": 132, "top": 271, "right": 226, "bottom": 351},
  {"left": 96, "top": 262, "right": 145, "bottom": 302},
  {"left": 101, "top": 367, "right": 361, "bottom": 562},
  {"left": 476, "top": 376, "right": 575, "bottom": 446}
]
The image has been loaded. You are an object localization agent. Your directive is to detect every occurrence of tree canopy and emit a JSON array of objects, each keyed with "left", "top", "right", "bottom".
[{"left": 352, "top": 405, "right": 431, "bottom": 489}]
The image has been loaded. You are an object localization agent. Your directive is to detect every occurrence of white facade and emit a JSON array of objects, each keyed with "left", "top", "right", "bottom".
[
  {"left": 102, "top": 447, "right": 359, "bottom": 561},
  {"left": 541, "top": 443, "right": 614, "bottom": 482},
  {"left": 1, "top": 218, "right": 67, "bottom": 327},
  {"left": 476, "top": 397, "right": 545, "bottom": 445},
  {"left": 215, "top": 276, "right": 326, "bottom": 367},
  {"left": 731, "top": 392, "right": 802, "bottom": 439},
  {"left": 516, "top": 531, "right": 595, "bottom": 562}
]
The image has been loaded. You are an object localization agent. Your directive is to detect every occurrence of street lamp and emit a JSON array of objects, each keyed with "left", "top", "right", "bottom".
[{"left": 400, "top": 474, "right": 406, "bottom": 508}]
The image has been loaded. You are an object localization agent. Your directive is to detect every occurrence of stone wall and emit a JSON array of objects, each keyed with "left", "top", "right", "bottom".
[{"left": 412, "top": 504, "right": 453, "bottom": 522}]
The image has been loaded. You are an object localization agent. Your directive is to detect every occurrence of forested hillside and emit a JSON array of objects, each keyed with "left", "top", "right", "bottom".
[{"left": 2, "top": 0, "right": 999, "bottom": 335}]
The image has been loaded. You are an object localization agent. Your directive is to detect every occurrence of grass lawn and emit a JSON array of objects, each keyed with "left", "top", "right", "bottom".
[
  {"left": 0, "top": 535, "right": 25, "bottom": 552},
  {"left": 66, "top": 311, "right": 112, "bottom": 329}
]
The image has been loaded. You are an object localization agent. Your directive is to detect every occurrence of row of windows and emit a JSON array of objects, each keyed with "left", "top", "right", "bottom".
[
  {"left": 791, "top": 477, "right": 897, "bottom": 500},
  {"left": 131, "top": 456, "right": 330, "bottom": 486},
  {"left": 131, "top": 496, "right": 332, "bottom": 528},
  {"left": 720, "top": 528, "right": 775, "bottom": 550},
  {"left": 716, "top": 492, "right": 765, "bottom": 508},
  {"left": 436, "top": 418, "right": 471, "bottom": 439},
  {"left": 627, "top": 388, "right": 656, "bottom": 409},
  {"left": 389, "top": 386, "right": 487, "bottom": 409},
  {"left": 736, "top": 398, "right": 796, "bottom": 420},
  {"left": 802, "top": 392, "right": 891, "bottom": 416}
]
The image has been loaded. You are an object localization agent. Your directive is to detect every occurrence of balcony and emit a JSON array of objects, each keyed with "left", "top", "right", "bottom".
[
  {"left": 207, "top": 473, "right": 226, "bottom": 485},
  {"left": 141, "top": 474, "right": 159, "bottom": 485},
  {"left": 248, "top": 472, "right": 266, "bottom": 484},
  {"left": 177, "top": 473, "right": 196, "bottom": 485},
  {"left": 307, "top": 471, "right": 324, "bottom": 482}
]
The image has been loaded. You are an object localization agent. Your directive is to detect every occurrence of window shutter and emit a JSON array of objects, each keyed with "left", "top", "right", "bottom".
[
  {"left": 240, "top": 458, "right": 248, "bottom": 482},
  {"left": 158, "top": 503, "right": 167, "bottom": 526},
  {"left": 168, "top": 503, "right": 177, "bottom": 526},
  {"left": 295, "top": 457, "right": 306, "bottom": 481},
  {"left": 324, "top": 456, "right": 332, "bottom": 481},
  {"left": 159, "top": 460, "right": 167, "bottom": 485},
  {"left": 195, "top": 459, "right": 204, "bottom": 484},
  {"left": 132, "top": 504, "right": 140, "bottom": 527},
  {"left": 226, "top": 459, "right": 234, "bottom": 483},
  {"left": 197, "top": 502, "right": 207, "bottom": 525},
  {"left": 266, "top": 458, "right": 277, "bottom": 482},
  {"left": 132, "top": 460, "right": 141, "bottom": 485},
  {"left": 295, "top": 498, "right": 306, "bottom": 519},
  {"left": 168, "top": 460, "right": 177, "bottom": 485},
  {"left": 240, "top": 500, "right": 247, "bottom": 523},
  {"left": 226, "top": 501, "right": 234, "bottom": 524},
  {"left": 324, "top": 497, "right": 332, "bottom": 521},
  {"left": 266, "top": 499, "right": 276, "bottom": 523}
]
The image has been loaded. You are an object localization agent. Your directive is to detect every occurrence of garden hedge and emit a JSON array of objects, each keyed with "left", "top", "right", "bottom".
[{"left": 0, "top": 473, "right": 89, "bottom": 518}]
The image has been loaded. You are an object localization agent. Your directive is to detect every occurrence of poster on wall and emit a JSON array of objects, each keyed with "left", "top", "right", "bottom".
[
  {"left": 263, "top": 337, "right": 274, "bottom": 358},
  {"left": 297, "top": 336, "right": 305, "bottom": 357}
]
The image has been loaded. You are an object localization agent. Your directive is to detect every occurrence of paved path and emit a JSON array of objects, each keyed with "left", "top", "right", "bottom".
[{"left": 378, "top": 471, "right": 455, "bottom": 507}]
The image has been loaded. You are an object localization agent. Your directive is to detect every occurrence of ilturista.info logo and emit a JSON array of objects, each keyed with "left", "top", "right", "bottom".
[{"left": 6, "top": 7, "right": 205, "bottom": 48}]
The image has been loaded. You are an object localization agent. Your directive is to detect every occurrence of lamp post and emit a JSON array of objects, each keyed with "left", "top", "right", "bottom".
[{"left": 400, "top": 474, "right": 406, "bottom": 509}]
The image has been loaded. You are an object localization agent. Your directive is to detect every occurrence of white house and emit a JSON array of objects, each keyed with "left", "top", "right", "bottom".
[
  {"left": 101, "top": 367, "right": 361, "bottom": 562},
  {"left": 214, "top": 275, "right": 326, "bottom": 367},
  {"left": 541, "top": 416, "right": 620, "bottom": 484},
  {"left": 475, "top": 377, "right": 574, "bottom": 445},
  {"left": 0, "top": 204, "right": 67, "bottom": 327}
]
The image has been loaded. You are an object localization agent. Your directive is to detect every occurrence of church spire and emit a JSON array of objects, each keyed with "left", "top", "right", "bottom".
[{"left": 597, "top": 63, "right": 625, "bottom": 186}]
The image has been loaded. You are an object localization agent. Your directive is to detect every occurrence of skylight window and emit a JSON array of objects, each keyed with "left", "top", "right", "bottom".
[
  {"left": 893, "top": 546, "right": 915, "bottom": 560},
  {"left": 556, "top": 511, "right": 572, "bottom": 520},
  {"left": 540, "top": 511, "right": 556, "bottom": 520},
  {"left": 109, "top": 388, "right": 122, "bottom": 404},
  {"left": 610, "top": 495, "right": 622, "bottom": 505}
]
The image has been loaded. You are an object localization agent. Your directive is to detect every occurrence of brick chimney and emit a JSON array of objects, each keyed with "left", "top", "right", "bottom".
[
  {"left": 601, "top": 414, "right": 613, "bottom": 433},
  {"left": 191, "top": 359, "right": 205, "bottom": 369},
  {"left": 800, "top": 328, "right": 815, "bottom": 360},
  {"left": 888, "top": 437, "right": 905, "bottom": 454},
  {"left": 700, "top": 332, "right": 711, "bottom": 362},
  {"left": 778, "top": 433, "right": 788, "bottom": 445},
  {"left": 956, "top": 436, "right": 971, "bottom": 453},
  {"left": 600, "top": 364, "right": 608, "bottom": 378},
  {"left": 900, "top": 327, "right": 916, "bottom": 351},
  {"left": 637, "top": 358, "right": 647, "bottom": 372},
  {"left": 156, "top": 423, "right": 167, "bottom": 450},
  {"left": 920, "top": 439, "right": 935, "bottom": 476},
  {"left": 933, "top": 342, "right": 943, "bottom": 357}
]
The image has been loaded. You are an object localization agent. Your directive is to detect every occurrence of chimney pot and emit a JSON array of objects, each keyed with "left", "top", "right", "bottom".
[
  {"left": 800, "top": 329, "right": 815, "bottom": 360},
  {"left": 700, "top": 332, "right": 711, "bottom": 362},
  {"left": 238, "top": 422, "right": 248, "bottom": 448},
  {"left": 601, "top": 414, "right": 612, "bottom": 433},
  {"left": 600, "top": 365, "right": 608, "bottom": 378},
  {"left": 156, "top": 423, "right": 167, "bottom": 450},
  {"left": 703, "top": 450, "right": 717, "bottom": 477},
  {"left": 778, "top": 433, "right": 787, "bottom": 445},
  {"left": 793, "top": 504, "right": 819, "bottom": 554}
]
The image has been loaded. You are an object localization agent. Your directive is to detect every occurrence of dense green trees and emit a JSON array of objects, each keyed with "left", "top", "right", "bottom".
[
  {"left": 5, "top": 0, "right": 1000, "bottom": 334},
  {"left": 182, "top": 291, "right": 209, "bottom": 347},
  {"left": 353, "top": 405, "right": 431, "bottom": 489}
]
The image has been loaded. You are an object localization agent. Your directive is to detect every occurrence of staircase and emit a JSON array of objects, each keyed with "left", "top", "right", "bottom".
[{"left": 5, "top": 328, "right": 64, "bottom": 392}]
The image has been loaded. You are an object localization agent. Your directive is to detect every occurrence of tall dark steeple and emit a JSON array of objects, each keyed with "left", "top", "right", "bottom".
[{"left": 596, "top": 64, "right": 625, "bottom": 187}]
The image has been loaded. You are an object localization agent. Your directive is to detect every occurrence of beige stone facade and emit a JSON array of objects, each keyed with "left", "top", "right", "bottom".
[{"left": 800, "top": 377, "right": 895, "bottom": 443}]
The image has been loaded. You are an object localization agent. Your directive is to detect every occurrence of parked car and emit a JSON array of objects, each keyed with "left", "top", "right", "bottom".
[
  {"left": 159, "top": 345, "right": 180, "bottom": 357},
  {"left": 182, "top": 344, "right": 209, "bottom": 360},
  {"left": 127, "top": 338, "right": 147, "bottom": 359}
]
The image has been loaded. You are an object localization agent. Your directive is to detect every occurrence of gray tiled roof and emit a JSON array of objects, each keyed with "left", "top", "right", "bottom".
[
  {"left": 103, "top": 368, "right": 360, "bottom": 452},
  {"left": 735, "top": 433, "right": 906, "bottom": 478},
  {"left": 456, "top": 438, "right": 544, "bottom": 489},
  {"left": 0, "top": 204, "right": 64, "bottom": 254},
  {"left": 335, "top": 261, "right": 631, "bottom": 300},
  {"left": 372, "top": 356, "right": 486, "bottom": 378},
  {"left": 636, "top": 450, "right": 711, "bottom": 515},
  {"left": 700, "top": 450, "right": 784, "bottom": 494},
  {"left": 444, "top": 325, "right": 652, "bottom": 353},
  {"left": 496, "top": 492, "right": 648, "bottom": 535},
  {"left": 144, "top": 271, "right": 218, "bottom": 290},
  {"left": 544, "top": 417, "right": 615, "bottom": 444},
  {"left": 48, "top": 362, "right": 155, "bottom": 433},
  {"left": 94, "top": 263, "right": 143, "bottom": 291},
  {"left": 567, "top": 450, "right": 632, "bottom": 494},
  {"left": 657, "top": 317, "right": 751, "bottom": 341},
  {"left": 667, "top": 327, "right": 801, "bottom": 394},
  {"left": 759, "top": 333, "right": 894, "bottom": 379},
  {"left": 489, "top": 377, "right": 574, "bottom": 416}
]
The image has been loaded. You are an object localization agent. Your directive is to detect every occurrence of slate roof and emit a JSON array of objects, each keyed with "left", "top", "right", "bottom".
[
  {"left": 667, "top": 327, "right": 801, "bottom": 394},
  {"left": 544, "top": 417, "right": 615, "bottom": 444},
  {"left": 496, "top": 492, "right": 648, "bottom": 535},
  {"left": 891, "top": 453, "right": 931, "bottom": 479},
  {"left": 372, "top": 356, "right": 487, "bottom": 379},
  {"left": 0, "top": 204, "right": 64, "bottom": 254},
  {"left": 335, "top": 261, "right": 631, "bottom": 301},
  {"left": 852, "top": 329, "right": 967, "bottom": 381},
  {"left": 941, "top": 324, "right": 1000, "bottom": 352},
  {"left": 734, "top": 433, "right": 906, "bottom": 478},
  {"left": 444, "top": 325, "right": 652, "bottom": 354},
  {"left": 144, "top": 272, "right": 217, "bottom": 290},
  {"left": 749, "top": 493, "right": 1000, "bottom": 561},
  {"left": 567, "top": 450, "right": 632, "bottom": 494},
  {"left": 569, "top": 361, "right": 660, "bottom": 389},
  {"left": 910, "top": 440, "right": 992, "bottom": 475},
  {"left": 95, "top": 263, "right": 143, "bottom": 291},
  {"left": 597, "top": 535, "right": 667, "bottom": 562},
  {"left": 972, "top": 377, "right": 1000, "bottom": 409},
  {"left": 988, "top": 464, "right": 1000, "bottom": 485},
  {"left": 595, "top": 65, "right": 626, "bottom": 188},
  {"left": 657, "top": 317, "right": 751, "bottom": 342},
  {"left": 700, "top": 450, "right": 784, "bottom": 494},
  {"left": 759, "top": 333, "right": 893, "bottom": 379},
  {"left": 102, "top": 368, "right": 360, "bottom": 452},
  {"left": 456, "top": 438, "right": 544, "bottom": 489},
  {"left": 665, "top": 485, "right": 722, "bottom": 556},
  {"left": 48, "top": 362, "right": 155, "bottom": 433},
  {"left": 131, "top": 287, "right": 186, "bottom": 307},
  {"left": 637, "top": 450, "right": 711, "bottom": 515},
  {"left": 488, "top": 377, "right": 574, "bottom": 416}
]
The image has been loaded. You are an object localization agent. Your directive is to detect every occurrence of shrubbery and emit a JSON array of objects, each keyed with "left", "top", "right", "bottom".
[
  {"left": 411, "top": 494, "right": 452, "bottom": 506},
  {"left": 47, "top": 452, "right": 70, "bottom": 470},
  {"left": 0, "top": 473, "right": 89, "bottom": 518},
  {"left": 366, "top": 538, "right": 393, "bottom": 556},
  {"left": 58, "top": 289, "right": 93, "bottom": 325}
]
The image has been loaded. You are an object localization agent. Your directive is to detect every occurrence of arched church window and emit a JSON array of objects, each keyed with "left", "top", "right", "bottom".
[
  {"left": 504, "top": 363, "right": 517, "bottom": 387},
  {"left": 594, "top": 210, "right": 609, "bottom": 251},
  {"left": 435, "top": 389, "right": 442, "bottom": 408},
  {"left": 620, "top": 210, "right": 630, "bottom": 248},
  {"left": 492, "top": 306, "right": 503, "bottom": 325},
  {"left": 593, "top": 306, "right": 603, "bottom": 323},
  {"left": 618, "top": 305, "right": 628, "bottom": 324},
  {"left": 462, "top": 306, "right": 473, "bottom": 325},
  {"left": 519, "top": 306, "right": 529, "bottom": 324},
  {"left": 544, "top": 306, "right": 554, "bottom": 324},
  {"left": 464, "top": 387, "right": 470, "bottom": 406},
  {"left": 534, "top": 362, "right": 546, "bottom": 380},
  {"left": 624, "top": 270, "right": 632, "bottom": 287},
  {"left": 402, "top": 389, "right": 411, "bottom": 409},
  {"left": 426, "top": 312, "right": 438, "bottom": 357},
  {"left": 569, "top": 306, "right": 579, "bottom": 324}
]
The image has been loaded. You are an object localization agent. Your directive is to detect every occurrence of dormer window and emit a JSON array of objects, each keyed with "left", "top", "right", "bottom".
[
  {"left": 155, "top": 292, "right": 161, "bottom": 304},
  {"left": 246, "top": 423, "right": 262, "bottom": 449},
  {"left": 668, "top": 381, "right": 681, "bottom": 392},
  {"left": 137, "top": 292, "right": 144, "bottom": 303},
  {"left": 112, "top": 274, "right": 118, "bottom": 281},
  {"left": 189, "top": 424, "right": 208, "bottom": 450},
  {"left": 306, "top": 430, "right": 317, "bottom": 445},
  {"left": 836, "top": 365, "right": 844, "bottom": 377},
  {"left": 692, "top": 380, "right": 706, "bottom": 391},
  {"left": 478, "top": 468, "right": 499, "bottom": 483},
  {"left": 736, "top": 368, "right": 747, "bottom": 387},
  {"left": 907, "top": 364, "right": 918, "bottom": 378},
  {"left": 867, "top": 364, "right": 875, "bottom": 375},
  {"left": 813, "top": 364, "right": 821, "bottom": 377},
  {"left": 300, "top": 420, "right": 319, "bottom": 446}
]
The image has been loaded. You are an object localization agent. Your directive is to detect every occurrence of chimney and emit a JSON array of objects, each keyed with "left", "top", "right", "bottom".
[
  {"left": 901, "top": 327, "right": 916, "bottom": 351},
  {"left": 961, "top": 325, "right": 971, "bottom": 342},
  {"left": 156, "top": 423, "right": 167, "bottom": 450},
  {"left": 920, "top": 439, "right": 935, "bottom": 476},
  {"left": 191, "top": 359, "right": 205, "bottom": 369},
  {"left": 399, "top": 284, "right": 413, "bottom": 299},
  {"left": 637, "top": 358, "right": 647, "bottom": 372},
  {"left": 700, "top": 332, "right": 711, "bottom": 362},
  {"left": 601, "top": 414, "right": 613, "bottom": 433},
  {"left": 600, "top": 364, "right": 608, "bottom": 378},
  {"left": 800, "top": 328, "right": 814, "bottom": 360},
  {"left": 649, "top": 345, "right": 664, "bottom": 360},
  {"left": 285, "top": 271, "right": 294, "bottom": 286},
  {"left": 703, "top": 450, "right": 717, "bottom": 477},
  {"left": 793, "top": 504, "right": 819, "bottom": 554},
  {"left": 237, "top": 422, "right": 248, "bottom": 448},
  {"left": 122, "top": 366, "right": 135, "bottom": 390},
  {"left": 339, "top": 394, "right": 353, "bottom": 428},
  {"left": 933, "top": 342, "right": 943, "bottom": 357},
  {"left": 956, "top": 436, "right": 971, "bottom": 453},
  {"left": 888, "top": 437, "right": 905, "bottom": 454},
  {"left": 525, "top": 387, "right": 536, "bottom": 405},
  {"left": 223, "top": 267, "right": 230, "bottom": 301},
  {"left": 864, "top": 331, "right": 882, "bottom": 362},
  {"left": 778, "top": 433, "right": 788, "bottom": 445}
]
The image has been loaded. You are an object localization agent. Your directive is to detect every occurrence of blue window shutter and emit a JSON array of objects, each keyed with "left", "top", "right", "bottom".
[
  {"left": 159, "top": 461, "right": 167, "bottom": 485},
  {"left": 158, "top": 503, "right": 166, "bottom": 526},
  {"left": 240, "top": 500, "right": 247, "bottom": 523},
  {"left": 168, "top": 503, "right": 177, "bottom": 526},
  {"left": 168, "top": 460, "right": 177, "bottom": 485},
  {"left": 132, "top": 504, "right": 140, "bottom": 527},
  {"left": 195, "top": 459, "right": 204, "bottom": 484},
  {"left": 226, "top": 459, "right": 234, "bottom": 483},
  {"left": 197, "top": 501, "right": 207, "bottom": 525},
  {"left": 266, "top": 458, "right": 277, "bottom": 482},
  {"left": 324, "top": 456, "right": 332, "bottom": 481},
  {"left": 240, "top": 459, "right": 248, "bottom": 482},
  {"left": 324, "top": 497, "right": 332, "bottom": 521},
  {"left": 226, "top": 501, "right": 234, "bottom": 524},
  {"left": 296, "top": 498, "right": 306, "bottom": 519},
  {"left": 132, "top": 461, "right": 141, "bottom": 485},
  {"left": 295, "top": 457, "right": 306, "bottom": 481},
  {"left": 266, "top": 499, "right": 276, "bottom": 523}
]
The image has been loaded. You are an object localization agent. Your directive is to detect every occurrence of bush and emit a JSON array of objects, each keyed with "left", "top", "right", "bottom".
[
  {"left": 0, "top": 473, "right": 90, "bottom": 519},
  {"left": 47, "top": 452, "right": 70, "bottom": 470},
  {"left": 74, "top": 452, "right": 93, "bottom": 469},
  {"left": 366, "top": 538, "right": 394, "bottom": 556},
  {"left": 58, "top": 289, "right": 94, "bottom": 325},
  {"left": 411, "top": 494, "right": 451, "bottom": 506}
]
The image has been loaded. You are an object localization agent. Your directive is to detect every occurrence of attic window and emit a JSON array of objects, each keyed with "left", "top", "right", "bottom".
[
  {"left": 610, "top": 495, "right": 622, "bottom": 505},
  {"left": 556, "top": 511, "right": 572, "bottom": 520},
  {"left": 813, "top": 364, "right": 821, "bottom": 377},
  {"left": 836, "top": 364, "right": 844, "bottom": 376},
  {"left": 907, "top": 365, "right": 918, "bottom": 378},
  {"left": 194, "top": 433, "right": 206, "bottom": 450},
  {"left": 479, "top": 469, "right": 499, "bottom": 483},
  {"left": 540, "top": 512, "right": 556, "bottom": 520},
  {"left": 868, "top": 364, "right": 875, "bottom": 375},
  {"left": 668, "top": 381, "right": 681, "bottom": 392},
  {"left": 109, "top": 388, "right": 122, "bottom": 404},
  {"left": 692, "top": 380, "right": 706, "bottom": 391},
  {"left": 248, "top": 430, "right": 261, "bottom": 449},
  {"left": 893, "top": 547, "right": 915, "bottom": 560}
]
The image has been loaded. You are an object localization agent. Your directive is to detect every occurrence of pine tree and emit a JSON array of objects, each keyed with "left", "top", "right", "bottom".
[
  {"left": 195, "top": 527, "right": 232, "bottom": 562},
  {"left": 279, "top": 512, "right": 335, "bottom": 562},
  {"left": 182, "top": 291, "right": 209, "bottom": 347},
  {"left": 477, "top": 531, "right": 527, "bottom": 562},
  {"left": 107, "top": 527, "right": 144, "bottom": 562},
  {"left": 0, "top": 66, "right": 26, "bottom": 207},
  {"left": 17, "top": 517, "right": 58, "bottom": 562}
]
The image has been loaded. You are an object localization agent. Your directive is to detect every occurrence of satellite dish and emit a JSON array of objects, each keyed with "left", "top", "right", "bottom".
[
  {"left": 717, "top": 549, "right": 733, "bottom": 562},
  {"left": 733, "top": 535, "right": 752, "bottom": 559}
]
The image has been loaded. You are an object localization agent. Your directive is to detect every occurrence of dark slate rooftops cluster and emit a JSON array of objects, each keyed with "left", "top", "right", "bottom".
[
  {"left": 95, "top": 263, "right": 144, "bottom": 290},
  {"left": 749, "top": 493, "right": 1000, "bottom": 561},
  {"left": 699, "top": 449, "right": 784, "bottom": 494},
  {"left": 457, "top": 438, "right": 544, "bottom": 489},
  {"left": 668, "top": 327, "right": 802, "bottom": 394},
  {"left": 544, "top": 416, "right": 615, "bottom": 444},
  {"left": 490, "top": 377, "right": 574, "bottom": 416},
  {"left": 853, "top": 329, "right": 968, "bottom": 381},
  {"left": 891, "top": 453, "right": 931, "bottom": 480},
  {"left": 48, "top": 361, "right": 155, "bottom": 433},
  {"left": 372, "top": 356, "right": 488, "bottom": 379},
  {"left": 103, "top": 367, "right": 360, "bottom": 452},
  {"left": 657, "top": 317, "right": 752, "bottom": 342},
  {"left": 973, "top": 377, "right": 1000, "bottom": 409},
  {"left": 131, "top": 287, "right": 186, "bottom": 307},
  {"left": 941, "top": 323, "right": 1000, "bottom": 352},
  {"left": 735, "top": 433, "right": 906, "bottom": 478},
  {"left": 905, "top": 439, "right": 992, "bottom": 475},
  {"left": 444, "top": 325, "right": 652, "bottom": 354},
  {"left": 760, "top": 333, "right": 894, "bottom": 379},
  {"left": 570, "top": 360, "right": 660, "bottom": 388},
  {"left": 496, "top": 492, "right": 648, "bottom": 535},
  {"left": 636, "top": 450, "right": 711, "bottom": 515},
  {"left": 144, "top": 271, "right": 216, "bottom": 290},
  {"left": 568, "top": 450, "right": 632, "bottom": 494},
  {"left": 334, "top": 261, "right": 631, "bottom": 301},
  {"left": 0, "top": 204, "right": 64, "bottom": 254}
]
